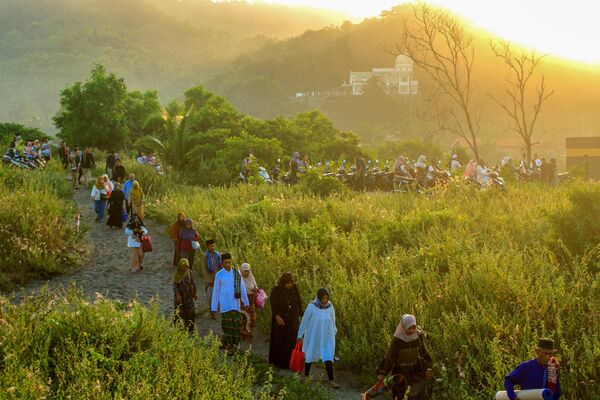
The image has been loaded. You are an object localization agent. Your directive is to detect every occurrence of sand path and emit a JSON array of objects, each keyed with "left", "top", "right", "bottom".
[{"left": 17, "top": 187, "right": 366, "bottom": 399}]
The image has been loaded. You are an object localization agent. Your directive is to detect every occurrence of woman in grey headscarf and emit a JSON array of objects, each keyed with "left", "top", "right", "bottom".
[{"left": 375, "top": 314, "right": 433, "bottom": 399}]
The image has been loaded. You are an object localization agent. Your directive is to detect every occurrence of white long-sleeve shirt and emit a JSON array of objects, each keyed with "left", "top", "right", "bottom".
[
  {"left": 211, "top": 268, "right": 249, "bottom": 313},
  {"left": 297, "top": 302, "right": 337, "bottom": 363}
]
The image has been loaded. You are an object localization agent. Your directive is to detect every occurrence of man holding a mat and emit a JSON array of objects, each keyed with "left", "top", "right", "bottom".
[{"left": 503, "top": 338, "right": 561, "bottom": 399}]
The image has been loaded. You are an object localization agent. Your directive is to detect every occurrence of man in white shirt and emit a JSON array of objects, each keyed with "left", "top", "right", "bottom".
[
  {"left": 450, "top": 154, "right": 462, "bottom": 171},
  {"left": 211, "top": 253, "right": 249, "bottom": 354}
]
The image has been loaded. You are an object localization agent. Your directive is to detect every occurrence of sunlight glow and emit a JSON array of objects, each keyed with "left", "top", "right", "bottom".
[{"left": 241, "top": 0, "right": 600, "bottom": 64}]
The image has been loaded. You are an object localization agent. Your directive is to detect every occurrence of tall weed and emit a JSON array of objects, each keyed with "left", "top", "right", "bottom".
[{"left": 147, "top": 181, "right": 600, "bottom": 399}]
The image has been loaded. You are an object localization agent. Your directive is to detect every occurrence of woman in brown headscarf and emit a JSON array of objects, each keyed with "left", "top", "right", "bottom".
[
  {"left": 173, "top": 258, "right": 197, "bottom": 333},
  {"left": 168, "top": 212, "right": 186, "bottom": 267}
]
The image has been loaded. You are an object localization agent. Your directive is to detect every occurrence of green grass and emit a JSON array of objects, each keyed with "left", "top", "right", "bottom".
[
  {"left": 0, "top": 161, "right": 82, "bottom": 289},
  {"left": 0, "top": 287, "right": 319, "bottom": 399},
  {"left": 145, "top": 181, "right": 600, "bottom": 399}
]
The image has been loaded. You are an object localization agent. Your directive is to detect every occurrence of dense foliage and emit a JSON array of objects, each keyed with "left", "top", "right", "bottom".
[
  {"left": 0, "top": 161, "right": 81, "bottom": 289},
  {"left": 146, "top": 182, "right": 600, "bottom": 399},
  {"left": 0, "top": 288, "right": 309, "bottom": 399},
  {"left": 0, "top": 122, "right": 49, "bottom": 145}
]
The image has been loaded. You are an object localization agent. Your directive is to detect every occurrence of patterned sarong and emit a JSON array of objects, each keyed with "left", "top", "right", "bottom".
[{"left": 221, "top": 310, "right": 242, "bottom": 347}]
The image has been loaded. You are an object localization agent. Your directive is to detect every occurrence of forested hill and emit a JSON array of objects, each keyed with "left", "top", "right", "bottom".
[
  {"left": 0, "top": 0, "right": 348, "bottom": 132},
  {"left": 207, "top": 5, "right": 600, "bottom": 148}
]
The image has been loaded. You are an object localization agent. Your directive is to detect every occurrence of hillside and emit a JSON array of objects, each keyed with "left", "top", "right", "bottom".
[
  {"left": 0, "top": 0, "right": 347, "bottom": 132},
  {"left": 207, "top": 4, "right": 600, "bottom": 154}
]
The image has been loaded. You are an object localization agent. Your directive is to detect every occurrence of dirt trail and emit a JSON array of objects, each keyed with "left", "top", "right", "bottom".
[{"left": 17, "top": 188, "right": 367, "bottom": 399}]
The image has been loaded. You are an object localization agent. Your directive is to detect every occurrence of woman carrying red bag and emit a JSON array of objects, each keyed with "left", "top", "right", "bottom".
[
  {"left": 125, "top": 213, "right": 148, "bottom": 272},
  {"left": 296, "top": 288, "right": 339, "bottom": 389}
]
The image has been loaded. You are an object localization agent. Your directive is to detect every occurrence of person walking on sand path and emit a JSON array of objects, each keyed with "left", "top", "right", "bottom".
[
  {"left": 128, "top": 181, "right": 145, "bottom": 219},
  {"left": 297, "top": 288, "right": 340, "bottom": 389},
  {"left": 112, "top": 158, "right": 126, "bottom": 184},
  {"left": 168, "top": 212, "right": 187, "bottom": 267},
  {"left": 122, "top": 174, "right": 135, "bottom": 215},
  {"left": 373, "top": 314, "right": 433, "bottom": 400},
  {"left": 80, "top": 147, "right": 95, "bottom": 187},
  {"left": 106, "top": 182, "right": 125, "bottom": 229},
  {"left": 90, "top": 176, "right": 109, "bottom": 222},
  {"left": 173, "top": 258, "right": 197, "bottom": 333},
  {"left": 240, "top": 263, "right": 258, "bottom": 341},
  {"left": 269, "top": 272, "right": 303, "bottom": 369},
  {"left": 69, "top": 147, "right": 82, "bottom": 190},
  {"left": 125, "top": 213, "right": 148, "bottom": 272},
  {"left": 202, "top": 239, "right": 221, "bottom": 315},
  {"left": 211, "top": 253, "right": 249, "bottom": 355},
  {"left": 178, "top": 218, "right": 199, "bottom": 270}
]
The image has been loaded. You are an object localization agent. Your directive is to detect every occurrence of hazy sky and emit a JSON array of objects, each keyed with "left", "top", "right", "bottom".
[{"left": 246, "top": 0, "right": 600, "bottom": 64}]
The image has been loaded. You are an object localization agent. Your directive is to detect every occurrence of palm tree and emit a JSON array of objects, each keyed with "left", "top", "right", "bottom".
[{"left": 135, "top": 106, "right": 199, "bottom": 172}]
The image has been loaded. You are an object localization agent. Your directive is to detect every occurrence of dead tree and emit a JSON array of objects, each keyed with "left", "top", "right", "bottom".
[
  {"left": 397, "top": 4, "right": 482, "bottom": 161},
  {"left": 490, "top": 40, "right": 554, "bottom": 165}
]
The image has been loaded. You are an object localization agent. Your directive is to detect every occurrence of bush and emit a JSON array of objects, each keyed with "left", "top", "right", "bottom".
[
  {"left": 146, "top": 181, "right": 600, "bottom": 399},
  {"left": 299, "top": 170, "right": 348, "bottom": 197},
  {"left": 0, "top": 162, "right": 81, "bottom": 289},
  {"left": 549, "top": 185, "right": 600, "bottom": 256},
  {"left": 0, "top": 289, "right": 282, "bottom": 399}
]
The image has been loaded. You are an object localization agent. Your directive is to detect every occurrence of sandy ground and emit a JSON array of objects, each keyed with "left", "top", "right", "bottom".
[{"left": 15, "top": 186, "right": 368, "bottom": 399}]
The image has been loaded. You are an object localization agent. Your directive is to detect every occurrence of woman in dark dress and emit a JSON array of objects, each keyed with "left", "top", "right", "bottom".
[
  {"left": 106, "top": 182, "right": 125, "bottom": 228},
  {"left": 268, "top": 272, "right": 303, "bottom": 369},
  {"left": 173, "top": 258, "right": 197, "bottom": 333}
]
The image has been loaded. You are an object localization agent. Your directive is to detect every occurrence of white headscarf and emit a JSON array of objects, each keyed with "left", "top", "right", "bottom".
[
  {"left": 393, "top": 314, "right": 419, "bottom": 342},
  {"left": 415, "top": 155, "right": 427, "bottom": 169},
  {"left": 240, "top": 263, "right": 258, "bottom": 292}
]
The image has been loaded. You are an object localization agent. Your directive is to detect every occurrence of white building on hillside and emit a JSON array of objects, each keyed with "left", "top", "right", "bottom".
[{"left": 345, "top": 54, "right": 419, "bottom": 96}]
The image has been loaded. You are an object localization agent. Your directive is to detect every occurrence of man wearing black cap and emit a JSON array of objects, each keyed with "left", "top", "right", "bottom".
[
  {"left": 211, "top": 253, "right": 249, "bottom": 355},
  {"left": 504, "top": 338, "right": 561, "bottom": 399}
]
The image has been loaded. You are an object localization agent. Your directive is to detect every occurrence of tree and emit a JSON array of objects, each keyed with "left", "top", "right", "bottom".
[
  {"left": 490, "top": 40, "right": 554, "bottom": 164},
  {"left": 124, "top": 90, "right": 161, "bottom": 142},
  {"left": 53, "top": 65, "right": 129, "bottom": 150},
  {"left": 397, "top": 4, "right": 483, "bottom": 160},
  {"left": 136, "top": 106, "right": 200, "bottom": 172},
  {"left": 0, "top": 122, "right": 49, "bottom": 145}
]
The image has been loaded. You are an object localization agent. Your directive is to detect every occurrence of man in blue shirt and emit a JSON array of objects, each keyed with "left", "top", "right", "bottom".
[
  {"left": 504, "top": 338, "right": 561, "bottom": 399},
  {"left": 122, "top": 173, "right": 135, "bottom": 214},
  {"left": 211, "top": 253, "right": 249, "bottom": 355}
]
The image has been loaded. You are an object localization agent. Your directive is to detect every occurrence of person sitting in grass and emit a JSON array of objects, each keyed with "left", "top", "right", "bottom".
[
  {"left": 375, "top": 314, "right": 433, "bottom": 399},
  {"left": 211, "top": 253, "right": 249, "bottom": 355},
  {"left": 504, "top": 338, "right": 561, "bottom": 400}
]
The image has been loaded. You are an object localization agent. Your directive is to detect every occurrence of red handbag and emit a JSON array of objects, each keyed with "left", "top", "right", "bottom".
[
  {"left": 141, "top": 235, "right": 153, "bottom": 253},
  {"left": 289, "top": 342, "right": 305, "bottom": 373}
]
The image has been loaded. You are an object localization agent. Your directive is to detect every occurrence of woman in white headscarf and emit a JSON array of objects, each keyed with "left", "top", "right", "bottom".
[
  {"left": 240, "top": 263, "right": 258, "bottom": 341},
  {"left": 375, "top": 314, "right": 433, "bottom": 399}
]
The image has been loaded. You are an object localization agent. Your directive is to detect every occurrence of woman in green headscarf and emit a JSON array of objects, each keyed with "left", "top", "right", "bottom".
[{"left": 173, "top": 258, "right": 197, "bottom": 333}]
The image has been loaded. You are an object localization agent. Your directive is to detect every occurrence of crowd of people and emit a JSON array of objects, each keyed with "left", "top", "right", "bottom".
[{"left": 72, "top": 149, "right": 564, "bottom": 398}]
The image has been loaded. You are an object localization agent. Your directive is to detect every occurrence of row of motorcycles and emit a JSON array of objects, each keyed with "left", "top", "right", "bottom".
[{"left": 2, "top": 149, "right": 47, "bottom": 170}]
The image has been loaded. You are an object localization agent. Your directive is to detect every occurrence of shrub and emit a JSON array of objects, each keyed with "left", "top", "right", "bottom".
[
  {"left": 0, "top": 288, "right": 282, "bottom": 399},
  {"left": 549, "top": 185, "right": 600, "bottom": 256},
  {"left": 0, "top": 162, "right": 81, "bottom": 289},
  {"left": 146, "top": 181, "right": 600, "bottom": 399},
  {"left": 299, "top": 170, "right": 348, "bottom": 197}
]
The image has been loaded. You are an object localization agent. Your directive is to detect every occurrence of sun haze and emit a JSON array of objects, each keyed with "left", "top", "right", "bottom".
[{"left": 243, "top": 0, "right": 600, "bottom": 64}]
